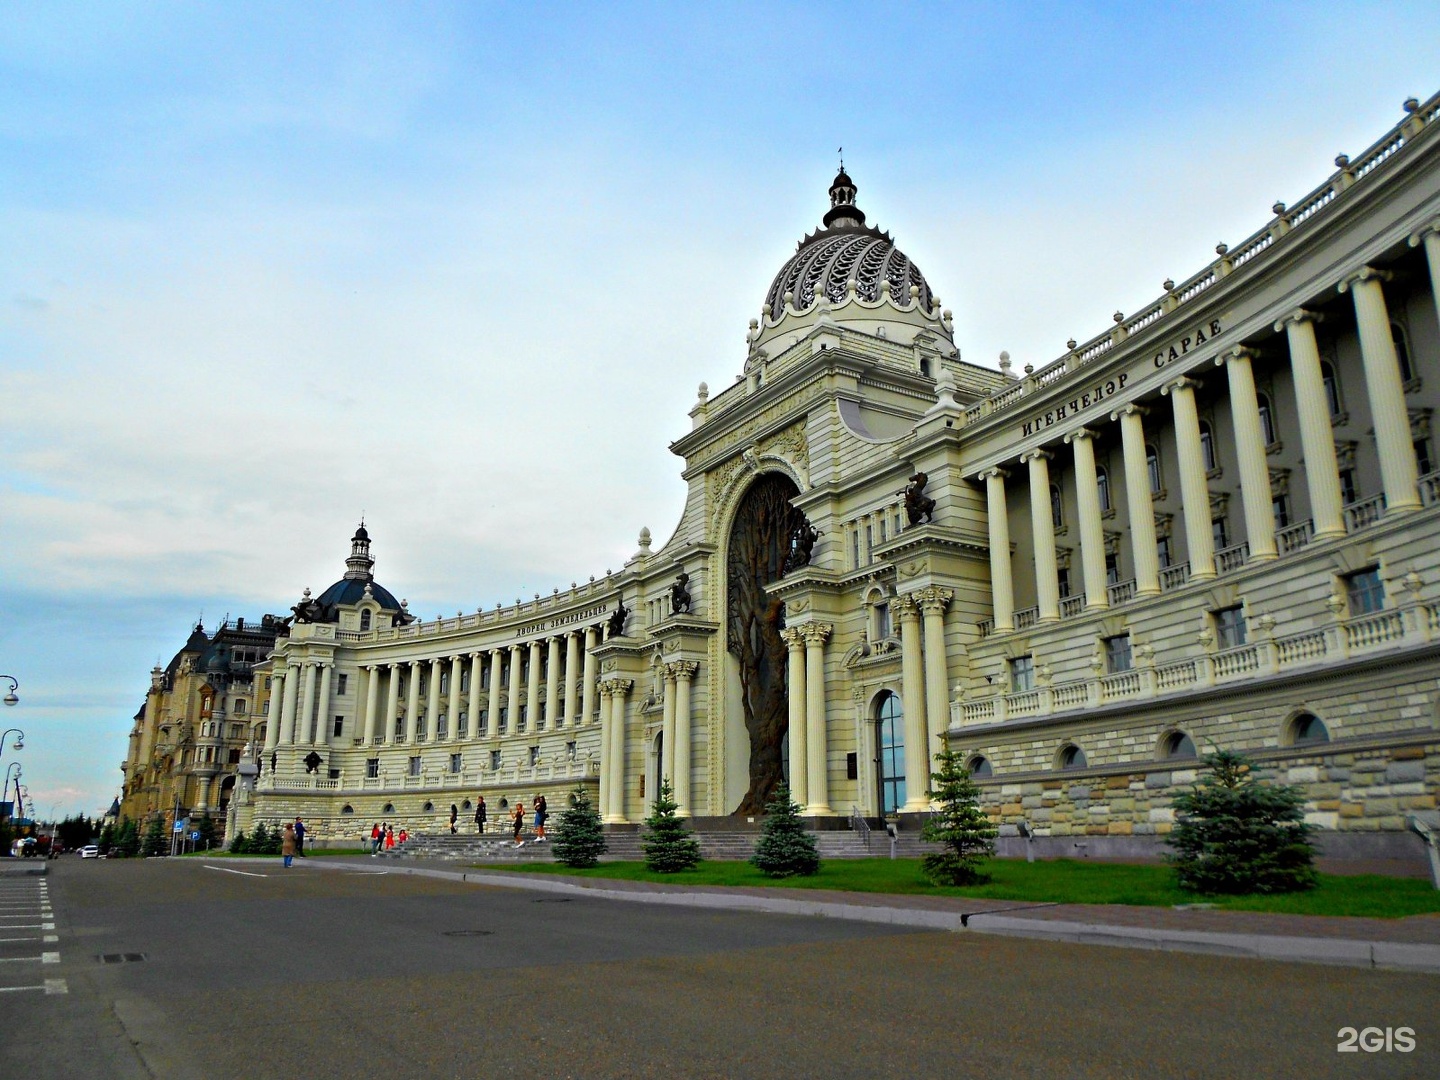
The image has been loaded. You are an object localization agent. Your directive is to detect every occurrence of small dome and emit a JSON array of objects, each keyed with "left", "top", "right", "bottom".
[
  {"left": 353, "top": 522, "right": 369, "bottom": 543},
  {"left": 764, "top": 228, "right": 934, "bottom": 321}
]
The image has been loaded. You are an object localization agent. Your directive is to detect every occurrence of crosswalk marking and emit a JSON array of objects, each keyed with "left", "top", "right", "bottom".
[{"left": 0, "top": 878, "right": 63, "bottom": 1000}]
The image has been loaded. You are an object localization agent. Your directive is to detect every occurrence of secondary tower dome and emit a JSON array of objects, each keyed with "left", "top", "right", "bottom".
[{"left": 752, "top": 169, "right": 952, "bottom": 353}]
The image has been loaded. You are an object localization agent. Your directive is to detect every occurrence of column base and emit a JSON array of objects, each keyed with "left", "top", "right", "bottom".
[
  {"left": 803, "top": 804, "right": 833, "bottom": 817},
  {"left": 602, "top": 815, "right": 629, "bottom": 825},
  {"left": 1384, "top": 500, "right": 1423, "bottom": 515}
]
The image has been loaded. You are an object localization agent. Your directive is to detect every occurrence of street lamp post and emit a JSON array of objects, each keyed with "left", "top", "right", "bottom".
[
  {"left": 1, "top": 676, "right": 18, "bottom": 708},
  {"left": 2, "top": 762, "right": 19, "bottom": 811}
]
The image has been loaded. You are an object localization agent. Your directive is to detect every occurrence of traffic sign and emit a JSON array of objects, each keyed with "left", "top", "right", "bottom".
[{"left": 191, "top": 831, "right": 199, "bottom": 841}]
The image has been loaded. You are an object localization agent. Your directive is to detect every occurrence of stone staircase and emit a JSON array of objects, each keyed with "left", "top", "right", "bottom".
[{"left": 380, "top": 826, "right": 940, "bottom": 863}]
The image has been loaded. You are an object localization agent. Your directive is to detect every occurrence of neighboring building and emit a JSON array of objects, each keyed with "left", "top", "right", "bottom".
[
  {"left": 176, "top": 94, "right": 1439, "bottom": 860},
  {"left": 119, "top": 615, "right": 285, "bottom": 830}
]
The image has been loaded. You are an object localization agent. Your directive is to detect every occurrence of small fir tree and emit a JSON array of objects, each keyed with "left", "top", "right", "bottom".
[
  {"left": 552, "top": 787, "right": 607, "bottom": 869},
  {"left": 196, "top": 815, "right": 218, "bottom": 851},
  {"left": 141, "top": 816, "right": 168, "bottom": 858},
  {"left": 750, "top": 782, "right": 820, "bottom": 877},
  {"left": 97, "top": 821, "right": 116, "bottom": 856},
  {"left": 116, "top": 819, "right": 141, "bottom": 858},
  {"left": 922, "top": 748, "right": 998, "bottom": 886},
  {"left": 1166, "top": 750, "right": 1318, "bottom": 894},
  {"left": 250, "top": 822, "right": 272, "bottom": 855},
  {"left": 227, "top": 827, "right": 249, "bottom": 854},
  {"left": 641, "top": 779, "right": 701, "bottom": 873}
]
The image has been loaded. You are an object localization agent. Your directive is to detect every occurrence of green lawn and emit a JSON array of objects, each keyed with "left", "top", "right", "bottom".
[{"left": 469, "top": 857, "right": 1440, "bottom": 919}]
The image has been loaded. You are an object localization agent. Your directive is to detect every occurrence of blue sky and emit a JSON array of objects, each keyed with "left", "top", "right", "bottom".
[{"left": 0, "top": 2, "right": 1435, "bottom": 817}]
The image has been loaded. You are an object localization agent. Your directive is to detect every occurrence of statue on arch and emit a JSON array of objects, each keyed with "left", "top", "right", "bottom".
[
  {"left": 902, "top": 471, "right": 936, "bottom": 527},
  {"left": 784, "top": 521, "right": 820, "bottom": 575},
  {"left": 608, "top": 596, "right": 629, "bottom": 638},
  {"left": 670, "top": 572, "right": 692, "bottom": 615},
  {"left": 303, "top": 750, "right": 323, "bottom": 775}
]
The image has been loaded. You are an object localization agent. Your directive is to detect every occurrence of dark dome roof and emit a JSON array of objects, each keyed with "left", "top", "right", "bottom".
[
  {"left": 316, "top": 577, "right": 402, "bottom": 611},
  {"left": 764, "top": 227, "right": 934, "bottom": 320}
]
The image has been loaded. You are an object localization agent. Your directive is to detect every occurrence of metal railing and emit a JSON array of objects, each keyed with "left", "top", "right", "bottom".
[{"left": 849, "top": 806, "right": 872, "bottom": 853}]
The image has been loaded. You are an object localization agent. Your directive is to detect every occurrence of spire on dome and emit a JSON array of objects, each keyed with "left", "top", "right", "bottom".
[
  {"left": 344, "top": 521, "right": 375, "bottom": 581},
  {"left": 823, "top": 167, "right": 865, "bottom": 229}
]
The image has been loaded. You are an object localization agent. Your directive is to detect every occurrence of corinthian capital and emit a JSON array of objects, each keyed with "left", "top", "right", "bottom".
[
  {"left": 672, "top": 660, "right": 699, "bottom": 681},
  {"left": 893, "top": 594, "right": 921, "bottom": 620},
  {"left": 799, "top": 622, "right": 832, "bottom": 646},
  {"left": 780, "top": 626, "right": 806, "bottom": 649},
  {"left": 915, "top": 585, "right": 954, "bottom": 615}
]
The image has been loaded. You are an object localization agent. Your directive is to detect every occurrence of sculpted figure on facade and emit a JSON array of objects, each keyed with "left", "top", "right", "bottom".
[
  {"left": 670, "top": 572, "right": 692, "bottom": 615},
  {"left": 607, "top": 596, "right": 629, "bottom": 638},
  {"left": 902, "top": 471, "right": 936, "bottom": 526}
]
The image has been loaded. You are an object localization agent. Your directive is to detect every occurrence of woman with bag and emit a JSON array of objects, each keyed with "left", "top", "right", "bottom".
[
  {"left": 281, "top": 823, "right": 297, "bottom": 868},
  {"left": 512, "top": 801, "right": 525, "bottom": 847}
]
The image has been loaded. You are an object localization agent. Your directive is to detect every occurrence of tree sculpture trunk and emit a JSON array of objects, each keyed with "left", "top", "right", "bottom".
[{"left": 727, "top": 473, "right": 806, "bottom": 815}]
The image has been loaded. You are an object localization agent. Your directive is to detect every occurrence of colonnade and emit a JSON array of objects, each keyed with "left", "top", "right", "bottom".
[
  {"left": 894, "top": 588, "right": 952, "bottom": 811},
  {"left": 781, "top": 623, "right": 833, "bottom": 816},
  {"left": 982, "top": 262, "right": 1434, "bottom": 628},
  {"left": 264, "top": 626, "right": 605, "bottom": 753},
  {"left": 598, "top": 659, "right": 700, "bottom": 823}
]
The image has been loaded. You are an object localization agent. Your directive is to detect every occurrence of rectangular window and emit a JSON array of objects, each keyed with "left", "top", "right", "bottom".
[
  {"left": 1056, "top": 568, "right": 1070, "bottom": 600},
  {"left": 436, "top": 713, "right": 448, "bottom": 739},
  {"left": 1104, "top": 634, "right": 1132, "bottom": 673},
  {"left": 1272, "top": 494, "right": 1290, "bottom": 531},
  {"left": 416, "top": 716, "right": 427, "bottom": 742},
  {"left": 874, "top": 602, "right": 891, "bottom": 640},
  {"left": 366, "top": 758, "right": 379, "bottom": 779},
  {"left": 1010, "top": 655, "right": 1035, "bottom": 692},
  {"left": 263, "top": 700, "right": 270, "bottom": 715},
  {"left": 851, "top": 529, "right": 861, "bottom": 570},
  {"left": 478, "top": 709, "right": 488, "bottom": 731},
  {"left": 461, "top": 668, "right": 470, "bottom": 692},
  {"left": 1212, "top": 517, "right": 1229, "bottom": 550},
  {"left": 394, "top": 715, "right": 405, "bottom": 740},
  {"left": 1213, "top": 606, "right": 1246, "bottom": 650},
  {"left": 1339, "top": 469, "right": 1358, "bottom": 505},
  {"left": 336, "top": 674, "right": 348, "bottom": 696},
  {"left": 528, "top": 745, "right": 540, "bottom": 766},
  {"left": 264, "top": 676, "right": 272, "bottom": 690},
  {"left": 1416, "top": 438, "right": 1434, "bottom": 476},
  {"left": 328, "top": 768, "right": 340, "bottom": 780},
  {"left": 408, "top": 755, "right": 421, "bottom": 777},
  {"left": 458, "top": 710, "right": 468, "bottom": 737},
  {"left": 489, "top": 749, "right": 502, "bottom": 771},
  {"left": 234, "top": 699, "right": 247, "bottom": 716},
  {"left": 1156, "top": 536, "right": 1172, "bottom": 569},
  {"left": 518, "top": 704, "right": 527, "bottom": 731},
  {"left": 1105, "top": 552, "right": 1120, "bottom": 586},
  {"left": 866, "top": 523, "right": 874, "bottom": 563},
  {"left": 227, "top": 748, "right": 241, "bottom": 764},
  {"left": 879, "top": 517, "right": 888, "bottom": 544},
  {"left": 449, "top": 753, "right": 462, "bottom": 774},
  {"left": 230, "top": 723, "right": 243, "bottom": 739},
  {"left": 333, "top": 716, "right": 344, "bottom": 738},
  {"left": 498, "top": 706, "right": 508, "bottom": 734},
  {"left": 439, "top": 671, "right": 449, "bottom": 694},
  {"left": 1345, "top": 567, "right": 1385, "bottom": 616},
  {"left": 566, "top": 741, "right": 577, "bottom": 761}
]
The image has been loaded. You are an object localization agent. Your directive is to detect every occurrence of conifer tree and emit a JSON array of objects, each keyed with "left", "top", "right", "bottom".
[
  {"left": 1167, "top": 750, "right": 1318, "bottom": 894},
  {"left": 552, "top": 786, "right": 607, "bottom": 869},
  {"left": 250, "top": 822, "right": 272, "bottom": 855},
  {"left": 227, "top": 827, "right": 249, "bottom": 854},
  {"left": 750, "top": 782, "right": 820, "bottom": 877},
  {"left": 641, "top": 778, "right": 701, "bottom": 873},
  {"left": 97, "top": 821, "right": 116, "bottom": 856},
  {"left": 196, "top": 815, "right": 218, "bottom": 851},
  {"left": 141, "top": 816, "right": 168, "bottom": 857},
  {"left": 922, "top": 748, "right": 998, "bottom": 886},
  {"left": 116, "top": 819, "right": 141, "bottom": 858}
]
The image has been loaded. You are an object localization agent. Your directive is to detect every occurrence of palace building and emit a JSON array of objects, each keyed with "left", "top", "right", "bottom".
[{"left": 123, "top": 94, "right": 1440, "bottom": 860}]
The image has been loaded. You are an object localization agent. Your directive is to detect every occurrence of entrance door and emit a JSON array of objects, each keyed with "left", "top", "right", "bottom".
[{"left": 876, "top": 692, "right": 905, "bottom": 814}]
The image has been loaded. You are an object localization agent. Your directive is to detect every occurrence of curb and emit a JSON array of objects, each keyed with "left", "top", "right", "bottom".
[{"left": 299, "top": 858, "right": 1440, "bottom": 974}]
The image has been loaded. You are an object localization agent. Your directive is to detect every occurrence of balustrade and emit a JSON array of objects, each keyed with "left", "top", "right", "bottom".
[
  {"left": 1212, "top": 644, "right": 1261, "bottom": 678},
  {"left": 1059, "top": 595, "right": 1087, "bottom": 618},
  {"left": 1159, "top": 563, "right": 1191, "bottom": 592},
  {"left": 1005, "top": 689, "right": 1041, "bottom": 716},
  {"left": 1014, "top": 607, "right": 1040, "bottom": 630},
  {"left": 1345, "top": 609, "right": 1405, "bottom": 649},
  {"left": 1107, "top": 579, "right": 1137, "bottom": 606},
  {"left": 1156, "top": 660, "right": 1197, "bottom": 690},
  {"left": 1276, "top": 520, "right": 1315, "bottom": 554},
  {"left": 1099, "top": 671, "right": 1141, "bottom": 701},
  {"left": 1344, "top": 493, "right": 1386, "bottom": 532},
  {"left": 1420, "top": 471, "right": 1440, "bottom": 507},
  {"left": 1215, "top": 543, "right": 1250, "bottom": 574}
]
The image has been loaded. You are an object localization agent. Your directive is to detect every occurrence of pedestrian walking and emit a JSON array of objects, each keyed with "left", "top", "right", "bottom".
[
  {"left": 293, "top": 817, "right": 306, "bottom": 857},
  {"left": 384, "top": 823, "right": 395, "bottom": 849},
  {"left": 534, "top": 794, "right": 548, "bottom": 842},
  {"left": 449, "top": 804, "right": 459, "bottom": 835},
  {"left": 370, "top": 822, "right": 381, "bottom": 855},
  {"left": 398, "top": 827, "right": 409, "bottom": 845},
  {"left": 281, "top": 823, "right": 297, "bottom": 868},
  {"left": 475, "top": 797, "right": 487, "bottom": 834},
  {"left": 512, "top": 801, "right": 525, "bottom": 847}
]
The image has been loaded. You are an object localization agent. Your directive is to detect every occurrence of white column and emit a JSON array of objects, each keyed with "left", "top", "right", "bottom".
[
  {"left": 897, "top": 596, "right": 930, "bottom": 812},
  {"left": 1279, "top": 309, "right": 1345, "bottom": 539},
  {"left": 1218, "top": 348, "right": 1277, "bottom": 559},
  {"left": 404, "top": 660, "right": 421, "bottom": 744},
  {"left": 298, "top": 663, "right": 318, "bottom": 746},
  {"left": 606, "top": 679, "right": 632, "bottom": 823},
  {"left": 382, "top": 664, "right": 399, "bottom": 745},
  {"left": 661, "top": 665, "right": 677, "bottom": 787},
  {"left": 782, "top": 627, "right": 808, "bottom": 809},
  {"left": 526, "top": 640, "right": 542, "bottom": 732},
  {"left": 316, "top": 662, "right": 334, "bottom": 746},
  {"left": 1065, "top": 427, "right": 1108, "bottom": 609},
  {"left": 486, "top": 649, "right": 503, "bottom": 737},
  {"left": 467, "top": 653, "right": 483, "bottom": 738},
  {"left": 982, "top": 468, "right": 1014, "bottom": 631},
  {"left": 280, "top": 661, "right": 300, "bottom": 745},
  {"left": 506, "top": 644, "right": 523, "bottom": 733},
  {"left": 1023, "top": 449, "right": 1061, "bottom": 621},
  {"left": 803, "top": 623, "right": 832, "bottom": 816},
  {"left": 1412, "top": 224, "right": 1440, "bottom": 342},
  {"left": 673, "top": 661, "right": 696, "bottom": 817},
  {"left": 425, "top": 659, "right": 442, "bottom": 743},
  {"left": 544, "top": 636, "right": 561, "bottom": 730},
  {"left": 363, "top": 665, "right": 381, "bottom": 745},
  {"left": 1114, "top": 403, "right": 1161, "bottom": 593},
  {"left": 1163, "top": 376, "right": 1216, "bottom": 579},
  {"left": 918, "top": 587, "right": 953, "bottom": 776},
  {"left": 563, "top": 631, "right": 581, "bottom": 727},
  {"left": 265, "top": 671, "right": 285, "bottom": 750},
  {"left": 581, "top": 627, "right": 598, "bottom": 726},
  {"left": 1341, "top": 267, "right": 1421, "bottom": 513}
]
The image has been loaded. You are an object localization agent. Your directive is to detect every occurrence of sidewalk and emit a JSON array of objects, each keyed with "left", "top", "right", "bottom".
[{"left": 304, "top": 856, "right": 1440, "bottom": 974}]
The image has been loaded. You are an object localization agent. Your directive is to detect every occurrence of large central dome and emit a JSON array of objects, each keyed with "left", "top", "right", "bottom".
[{"left": 751, "top": 169, "right": 951, "bottom": 352}]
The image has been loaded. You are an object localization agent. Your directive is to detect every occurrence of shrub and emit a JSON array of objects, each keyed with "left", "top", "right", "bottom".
[
  {"left": 97, "top": 821, "right": 116, "bottom": 856},
  {"left": 250, "top": 822, "right": 273, "bottom": 855},
  {"left": 921, "top": 747, "right": 998, "bottom": 886},
  {"left": 141, "top": 817, "right": 168, "bottom": 858},
  {"left": 641, "top": 779, "right": 700, "bottom": 873},
  {"left": 115, "top": 819, "right": 141, "bottom": 858},
  {"left": 196, "top": 815, "right": 218, "bottom": 851},
  {"left": 227, "top": 827, "right": 249, "bottom": 854},
  {"left": 750, "top": 783, "right": 820, "bottom": 877},
  {"left": 552, "top": 787, "right": 607, "bottom": 869},
  {"left": 1166, "top": 750, "right": 1318, "bottom": 894}
]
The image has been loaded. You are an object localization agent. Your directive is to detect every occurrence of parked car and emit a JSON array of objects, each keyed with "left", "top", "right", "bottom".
[{"left": 79, "top": 845, "right": 101, "bottom": 859}]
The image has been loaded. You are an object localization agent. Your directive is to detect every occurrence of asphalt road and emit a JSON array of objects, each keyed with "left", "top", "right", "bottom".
[{"left": 2, "top": 857, "right": 1436, "bottom": 1079}]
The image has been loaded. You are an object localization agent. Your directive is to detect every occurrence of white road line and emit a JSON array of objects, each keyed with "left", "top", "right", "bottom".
[
  {"left": 0, "top": 923, "right": 56, "bottom": 930},
  {"left": 42, "top": 951, "right": 59, "bottom": 964},
  {"left": 45, "top": 978, "right": 67, "bottom": 995},
  {"left": 0, "top": 954, "right": 53, "bottom": 963},
  {"left": 0, "top": 984, "right": 51, "bottom": 994},
  {"left": 0, "top": 935, "right": 52, "bottom": 944},
  {"left": 203, "top": 865, "right": 269, "bottom": 878}
]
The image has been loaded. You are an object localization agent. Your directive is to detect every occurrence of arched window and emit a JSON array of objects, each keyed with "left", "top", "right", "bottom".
[
  {"left": 1290, "top": 713, "right": 1329, "bottom": 745},
  {"left": 1050, "top": 484, "right": 1063, "bottom": 528},
  {"left": 1161, "top": 731, "right": 1197, "bottom": 759},
  {"left": 422, "top": 801, "right": 434, "bottom": 812},
  {"left": 1096, "top": 466, "right": 1111, "bottom": 512},
  {"left": 1321, "top": 361, "right": 1342, "bottom": 418},
  {"left": 341, "top": 804, "right": 354, "bottom": 815},
  {"left": 968, "top": 755, "right": 993, "bottom": 778},
  {"left": 360, "top": 610, "right": 372, "bottom": 631},
  {"left": 1199, "top": 420, "right": 1217, "bottom": 472},
  {"left": 1146, "top": 445, "right": 1162, "bottom": 494},
  {"left": 876, "top": 692, "right": 906, "bottom": 815},
  {"left": 382, "top": 802, "right": 394, "bottom": 813},
  {"left": 1058, "top": 743, "right": 1087, "bottom": 770},
  {"left": 1392, "top": 321, "right": 1414, "bottom": 383},
  {"left": 1257, "top": 393, "right": 1277, "bottom": 446}
]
